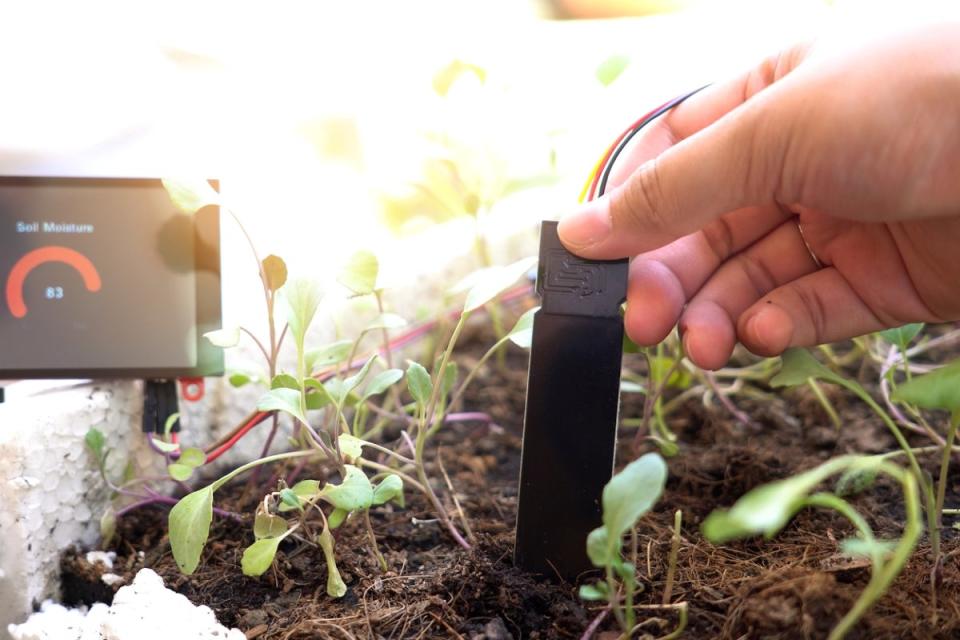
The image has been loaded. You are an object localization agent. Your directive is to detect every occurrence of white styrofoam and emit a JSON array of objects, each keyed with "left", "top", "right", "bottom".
[{"left": 8, "top": 568, "right": 245, "bottom": 640}]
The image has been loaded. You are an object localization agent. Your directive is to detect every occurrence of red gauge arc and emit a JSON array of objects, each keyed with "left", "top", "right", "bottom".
[{"left": 5, "top": 246, "right": 102, "bottom": 318}]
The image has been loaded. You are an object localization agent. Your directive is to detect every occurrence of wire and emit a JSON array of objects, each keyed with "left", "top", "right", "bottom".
[{"left": 581, "top": 85, "right": 709, "bottom": 203}]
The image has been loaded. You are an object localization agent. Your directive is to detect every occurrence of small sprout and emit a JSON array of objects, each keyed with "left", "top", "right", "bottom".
[
  {"left": 362, "top": 369, "right": 404, "bottom": 403},
  {"left": 204, "top": 327, "right": 241, "bottom": 349},
  {"left": 167, "top": 448, "right": 206, "bottom": 482},
  {"left": 337, "top": 250, "right": 379, "bottom": 297},
  {"left": 169, "top": 486, "right": 215, "bottom": 574},
  {"left": 242, "top": 525, "right": 297, "bottom": 578},
  {"left": 835, "top": 465, "right": 879, "bottom": 498},
  {"left": 261, "top": 255, "right": 288, "bottom": 292},
  {"left": 841, "top": 537, "right": 895, "bottom": 563},
  {"left": 578, "top": 582, "right": 609, "bottom": 601},
  {"left": 440, "top": 362, "right": 458, "bottom": 401},
  {"left": 328, "top": 508, "right": 348, "bottom": 529},
  {"left": 84, "top": 428, "right": 106, "bottom": 464}
]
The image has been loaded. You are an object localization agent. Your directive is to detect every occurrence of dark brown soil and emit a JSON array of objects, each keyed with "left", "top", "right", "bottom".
[{"left": 62, "top": 323, "right": 960, "bottom": 639}]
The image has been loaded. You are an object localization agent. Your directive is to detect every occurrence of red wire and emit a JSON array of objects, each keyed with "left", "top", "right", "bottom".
[{"left": 585, "top": 98, "right": 674, "bottom": 202}]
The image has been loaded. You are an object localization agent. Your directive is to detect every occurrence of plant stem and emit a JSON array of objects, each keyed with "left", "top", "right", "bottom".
[
  {"left": 373, "top": 290, "right": 394, "bottom": 369},
  {"left": 663, "top": 510, "right": 682, "bottom": 605},
  {"left": 808, "top": 378, "right": 842, "bottom": 428},
  {"left": 363, "top": 509, "right": 388, "bottom": 571},
  {"left": 827, "top": 463, "right": 921, "bottom": 640}
]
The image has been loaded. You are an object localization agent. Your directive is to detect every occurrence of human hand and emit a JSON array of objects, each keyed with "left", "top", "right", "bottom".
[{"left": 558, "top": 23, "right": 960, "bottom": 370}]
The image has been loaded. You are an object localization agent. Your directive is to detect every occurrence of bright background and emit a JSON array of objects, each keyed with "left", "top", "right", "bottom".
[{"left": 1, "top": 0, "right": 957, "bottom": 354}]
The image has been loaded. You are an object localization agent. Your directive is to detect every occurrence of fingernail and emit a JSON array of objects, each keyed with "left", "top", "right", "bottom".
[{"left": 557, "top": 207, "right": 612, "bottom": 249}]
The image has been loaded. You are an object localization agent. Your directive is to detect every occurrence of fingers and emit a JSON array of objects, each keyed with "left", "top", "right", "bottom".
[
  {"left": 622, "top": 204, "right": 791, "bottom": 346},
  {"left": 560, "top": 46, "right": 811, "bottom": 260},
  {"left": 737, "top": 269, "right": 886, "bottom": 356},
  {"left": 675, "top": 219, "right": 822, "bottom": 369}
]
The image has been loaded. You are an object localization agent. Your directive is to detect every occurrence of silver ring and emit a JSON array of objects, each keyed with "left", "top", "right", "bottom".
[{"left": 797, "top": 220, "right": 823, "bottom": 269}]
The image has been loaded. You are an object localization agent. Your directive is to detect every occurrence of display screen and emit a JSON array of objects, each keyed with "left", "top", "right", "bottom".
[{"left": 0, "top": 177, "right": 222, "bottom": 378}]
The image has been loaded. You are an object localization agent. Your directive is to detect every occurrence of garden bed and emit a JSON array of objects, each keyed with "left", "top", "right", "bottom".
[{"left": 62, "top": 329, "right": 960, "bottom": 639}]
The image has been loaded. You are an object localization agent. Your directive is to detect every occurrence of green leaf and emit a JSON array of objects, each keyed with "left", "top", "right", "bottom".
[
  {"left": 586, "top": 526, "right": 618, "bottom": 568},
  {"left": 163, "top": 413, "right": 180, "bottom": 438},
  {"left": 279, "top": 479, "right": 321, "bottom": 512},
  {"left": 363, "top": 369, "right": 403, "bottom": 400},
  {"left": 602, "top": 453, "right": 668, "bottom": 538},
  {"left": 328, "top": 508, "right": 348, "bottom": 529},
  {"left": 372, "top": 474, "right": 403, "bottom": 506},
  {"left": 835, "top": 464, "right": 879, "bottom": 498},
  {"left": 770, "top": 348, "right": 844, "bottom": 388},
  {"left": 651, "top": 356, "right": 692, "bottom": 389},
  {"left": 344, "top": 355, "right": 379, "bottom": 398},
  {"left": 306, "top": 340, "right": 354, "bottom": 372},
  {"left": 578, "top": 582, "right": 609, "bottom": 601},
  {"left": 179, "top": 448, "right": 206, "bottom": 467},
  {"left": 283, "top": 278, "right": 323, "bottom": 350},
  {"left": 254, "top": 512, "right": 288, "bottom": 540},
  {"left": 229, "top": 372, "right": 254, "bottom": 388},
  {"left": 161, "top": 178, "right": 220, "bottom": 214},
  {"left": 879, "top": 323, "right": 924, "bottom": 347},
  {"left": 364, "top": 313, "right": 407, "bottom": 332},
  {"left": 840, "top": 537, "right": 895, "bottom": 561},
  {"left": 319, "top": 524, "right": 347, "bottom": 598},
  {"left": 85, "top": 428, "right": 106, "bottom": 462},
  {"left": 320, "top": 465, "right": 374, "bottom": 512},
  {"left": 241, "top": 537, "right": 284, "bottom": 577},
  {"left": 461, "top": 257, "right": 536, "bottom": 313},
  {"left": 338, "top": 434, "right": 365, "bottom": 463},
  {"left": 596, "top": 54, "right": 630, "bottom": 86},
  {"left": 169, "top": 487, "right": 214, "bottom": 574},
  {"left": 262, "top": 255, "right": 288, "bottom": 292},
  {"left": 100, "top": 507, "right": 117, "bottom": 547},
  {"left": 257, "top": 388, "right": 308, "bottom": 425},
  {"left": 168, "top": 463, "right": 195, "bottom": 482},
  {"left": 303, "top": 379, "right": 335, "bottom": 411},
  {"left": 338, "top": 250, "right": 379, "bottom": 296},
  {"left": 271, "top": 373, "right": 300, "bottom": 390},
  {"left": 280, "top": 489, "right": 303, "bottom": 511},
  {"left": 204, "top": 327, "right": 241, "bottom": 348},
  {"left": 702, "top": 459, "right": 845, "bottom": 543},
  {"left": 406, "top": 361, "right": 432, "bottom": 409},
  {"left": 507, "top": 307, "right": 538, "bottom": 349},
  {"left": 892, "top": 358, "right": 960, "bottom": 412}
]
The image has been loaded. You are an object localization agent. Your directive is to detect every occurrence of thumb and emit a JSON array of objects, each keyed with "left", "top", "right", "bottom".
[{"left": 558, "top": 85, "right": 798, "bottom": 259}]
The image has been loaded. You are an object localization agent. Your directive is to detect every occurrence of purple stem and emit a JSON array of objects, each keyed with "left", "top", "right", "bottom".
[
  {"left": 704, "top": 372, "right": 752, "bottom": 427},
  {"left": 579, "top": 609, "right": 610, "bottom": 640}
]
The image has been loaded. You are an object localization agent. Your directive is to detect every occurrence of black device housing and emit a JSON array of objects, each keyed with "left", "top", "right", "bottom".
[{"left": 514, "top": 221, "right": 628, "bottom": 579}]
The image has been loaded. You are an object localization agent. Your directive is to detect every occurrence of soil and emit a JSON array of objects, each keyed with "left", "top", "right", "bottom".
[{"left": 61, "top": 321, "right": 960, "bottom": 640}]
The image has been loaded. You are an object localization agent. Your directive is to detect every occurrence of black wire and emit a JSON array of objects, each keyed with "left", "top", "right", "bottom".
[{"left": 597, "top": 84, "right": 711, "bottom": 198}]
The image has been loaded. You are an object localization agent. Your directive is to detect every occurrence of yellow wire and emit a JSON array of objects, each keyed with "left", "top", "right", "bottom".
[{"left": 578, "top": 152, "right": 607, "bottom": 203}]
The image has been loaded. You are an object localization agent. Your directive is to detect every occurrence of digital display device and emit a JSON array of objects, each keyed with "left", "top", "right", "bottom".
[{"left": 0, "top": 177, "right": 223, "bottom": 379}]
